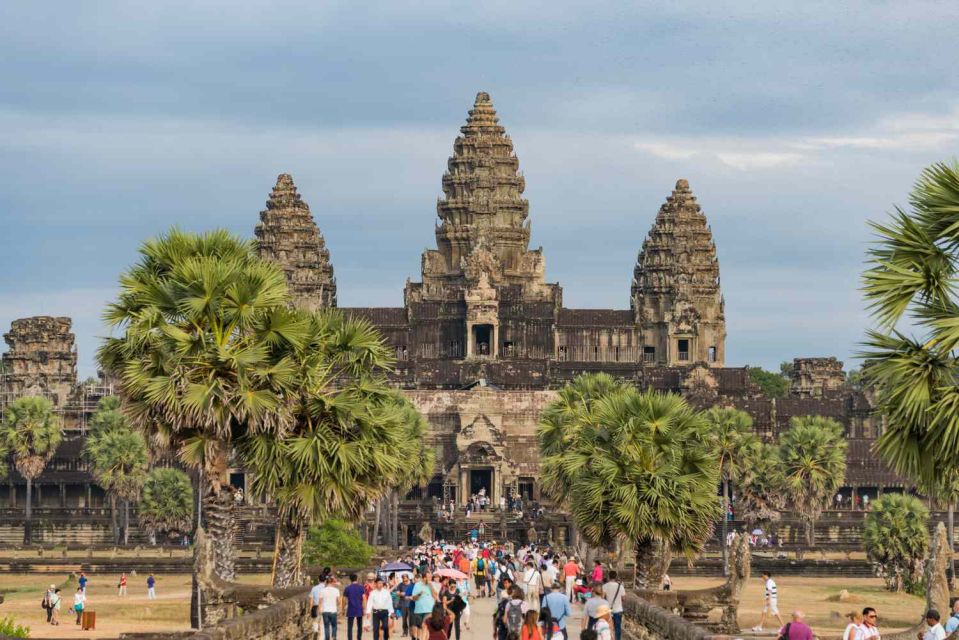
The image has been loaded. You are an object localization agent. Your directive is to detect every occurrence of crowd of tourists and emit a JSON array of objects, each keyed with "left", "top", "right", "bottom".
[
  {"left": 308, "top": 540, "right": 625, "bottom": 640},
  {"left": 39, "top": 571, "right": 158, "bottom": 627}
]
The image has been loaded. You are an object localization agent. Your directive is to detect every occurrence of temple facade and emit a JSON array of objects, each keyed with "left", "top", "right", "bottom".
[{"left": 0, "top": 91, "right": 903, "bottom": 544}]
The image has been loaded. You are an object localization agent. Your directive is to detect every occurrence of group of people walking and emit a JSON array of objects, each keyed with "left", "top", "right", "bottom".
[
  {"left": 308, "top": 540, "right": 624, "bottom": 640},
  {"left": 39, "top": 571, "right": 158, "bottom": 626}
]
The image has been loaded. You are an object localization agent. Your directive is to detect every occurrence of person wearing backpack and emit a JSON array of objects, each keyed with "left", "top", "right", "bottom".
[
  {"left": 41, "top": 584, "right": 55, "bottom": 624},
  {"left": 473, "top": 556, "right": 488, "bottom": 598},
  {"left": 502, "top": 586, "right": 528, "bottom": 638}
]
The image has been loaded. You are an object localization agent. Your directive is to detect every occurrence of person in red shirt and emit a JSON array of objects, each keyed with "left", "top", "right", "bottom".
[{"left": 562, "top": 559, "right": 580, "bottom": 603}]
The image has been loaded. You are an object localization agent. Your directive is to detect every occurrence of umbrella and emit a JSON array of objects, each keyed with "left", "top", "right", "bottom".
[
  {"left": 751, "top": 529, "right": 764, "bottom": 535},
  {"left": 436, "top": 568, "right": 468, "bottom": 580},
  {"left": 382, "top": 562, "right": 413, "bottom": 572}
]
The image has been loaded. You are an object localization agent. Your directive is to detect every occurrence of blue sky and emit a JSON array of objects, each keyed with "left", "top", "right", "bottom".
[{"left": 2, "top": 2, "right": 957, "bottom": 377}]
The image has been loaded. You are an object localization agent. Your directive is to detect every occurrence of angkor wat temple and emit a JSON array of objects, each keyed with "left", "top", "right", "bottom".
[{"left": 0, "top": 92, "right": 903, "bottom": 545}]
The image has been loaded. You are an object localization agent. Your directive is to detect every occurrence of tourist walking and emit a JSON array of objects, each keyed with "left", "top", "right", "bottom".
[
  {"left": 593, "top": 605, "right": 613, "bottom": 640},
  {"left": 367, "top": 577, "right": 394, "bottom": 640},
  {"left": 411, "top": 572, "right": 437, "bottom": 640},
  {"left": 473, "top": 555, "right": 488, "bottom": 598},
  {"left": 502, "top": 586, "right": 528, "bottom": 638},
  {"left": 395, "top": 575, "right": 413, "bottom": 636},
  {"left": 543, "top": 582, "right": 572, "bottom": 640},
  {"left": 42, "top": 584, "right": 56, "bottom": 624},
  {"left": 118, "top": 573, "right": 128, "bottom": 597},
  {"left": 778, "top": 611, "right": 814, "bottom": 640},
  {"left": 944, "top": 600, "right": 959, "bottom": 634},
  {"left": 843, "top": 611, "right": 865, "bottom": 640},
  {"left": 583, "top": 585, "right": 608, "bottom": 630},
  {"left": 920, "top": 610, "right": 946, "bottom": 640},
  {"left": 50, "top": 588, "right": 63, "bottom": 625},
  {"left": 860, "top": 607, "right": 881, "bottom": 640},
  {"left": 73, "top": 586, "right": 86, "bottom": 625},
  {"left": 562, "top": 558, "right": 579, "bottom": 603},
  {"left": 590, "top": 561, "right": 603, "bottom": 585},
  {"left": 522, "top": 560, "right": 542, "bottom": 612},
  {"left": 147, "top": 573, "right": 157, "bottom": 599},
  {"left": 602, "top": 571, "right": 624, "bottom": 640},
  {"left": 521, "top": 610, "right": 541, "bottom": 640},
  {"left": 752, "top": 571, "right": 784, "bottom": 632},
  {"left": 425, "top": 603, "right": 452, "bottom": 640},
  {"left": 318, "top": 576, "right": 342, "bottom": 640},
  {"left": 345, "top": 573, "right": 367, "bottom": 640},
  {"left": 78, "top": 572, "right": 89, "bottom": 592}
]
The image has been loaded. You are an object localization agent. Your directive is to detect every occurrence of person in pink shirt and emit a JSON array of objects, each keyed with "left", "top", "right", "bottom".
[{"left": 591, "top": 561, "right": 604, "bottom": 585}]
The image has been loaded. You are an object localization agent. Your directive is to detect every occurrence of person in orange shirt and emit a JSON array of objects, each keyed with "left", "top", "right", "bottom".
[
  {"left": 562, "top": 558, "right": 580, "bottom": 603},
  {"left": 457, "top": 555, "right": 471, "bottom": 576}
]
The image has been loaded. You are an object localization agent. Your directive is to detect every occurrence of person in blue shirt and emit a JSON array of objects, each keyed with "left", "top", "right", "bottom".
[
  {"left": 410, "top": 571, "right": 437, "bottom": 640},
  {"left": 944, "top": 599, "right": 959, "bottom": 635},
  {"left": 78, "top": 573, "right": 88, "bottom": 592},
  {"left": 543, "top": 581, "right": 572, "bottom": 640}
]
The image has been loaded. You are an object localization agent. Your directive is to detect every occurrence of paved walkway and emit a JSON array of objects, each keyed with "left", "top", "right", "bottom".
[{"left": 326, "top": 595, "right": 585, "bottom": 640}]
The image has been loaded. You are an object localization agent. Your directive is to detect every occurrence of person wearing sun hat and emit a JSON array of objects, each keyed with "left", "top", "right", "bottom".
[{"left": 593, "top": 605, "right": 613, "bottom": 640}]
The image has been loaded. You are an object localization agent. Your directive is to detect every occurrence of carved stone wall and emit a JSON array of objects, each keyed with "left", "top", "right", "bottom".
[
  {"left": 2, "top": 316, "right": 77, "bottom": 406},
  {"left": 789, "top": 357, "right": 845, "bottom": 398}
]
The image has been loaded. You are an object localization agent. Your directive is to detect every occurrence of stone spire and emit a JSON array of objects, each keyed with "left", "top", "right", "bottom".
[
  {"left": 432, "top": 91, "right": 533, "bottom": 279},
  {"left": 2, "top": 316, "right": 78, "bottom": 406},
  {"left": 254, "top": 174, "right": 337, "bottom": 310},
  {"left": 632, "top": 179, "right": 725, "bottom": 366}
]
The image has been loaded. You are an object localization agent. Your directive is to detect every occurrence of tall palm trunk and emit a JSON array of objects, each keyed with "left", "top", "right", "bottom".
[
  {"left": 110, "top": 494, "right": 119, "bottom": 544},
  {"left": 372, "top": 499, "right": 382, "bottom": 547},
  {"left": 806, "top": 517, "right": 815, "bottom": 547},
  {"left": 949, "top": 501, "right": 956, "bottom": 590},
  {"left": 634, "top": 539, "right": 670, "bottom": 591},
  {"left": 123, "top": 499, "right": 130, "bottom": 545},
  {"left": 203, "top": 483, "right": 238, "bottom": 581},
  {"left": 23, "top": 477, "right": 33, "bottom": 545},
  {"left": 273, "top": 514, "right": 304, "bottom": 588},
  {"left": 391, "top": 490, "right": 400, "bottom": 550},
  {"left": 722, "top": 476, "right": 730, "bottom": 576}
]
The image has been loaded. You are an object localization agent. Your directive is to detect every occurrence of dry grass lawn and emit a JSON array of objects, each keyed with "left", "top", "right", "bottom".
[
  {"left": 0, "top": 572, "right": 269, "bottom": 639},
  {"left": 672, "top": 575, "right": 924, "bottom": 638}
]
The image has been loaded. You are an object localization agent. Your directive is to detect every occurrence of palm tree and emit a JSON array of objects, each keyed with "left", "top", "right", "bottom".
[
  {"left": 539, "top": 375, "right": 721, "bottom": 589},
  {"left": 777, "top": 416, "right": 847, "bottom": 546},
  {"left": 734, "top": 441, "right": 786, "bottom": 527},
  {"left": 704, "top": 407, "right": 760, "bottom": 575},
  {"left": 240, "top": 310, "right": 433, "bottom": 586},
  {"left": 139, "top": 468, "right": 194, "bottom": 543},
  {"left": 84, "top": 426, "right": 148, "bottom": 544},
  {"left": 863, "top": 493, "right": 929, "bottom": 592},
  {"left": 0, "top": 396, "right": 62, "bottom": 544},
  {"left": 861, "top": 160, "right": 959, "bottom": 569},
  {"left": 97, "top": 228, "right": 306, "bottom": 580}
]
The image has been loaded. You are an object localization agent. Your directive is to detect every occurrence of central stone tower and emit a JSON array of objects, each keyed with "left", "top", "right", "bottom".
[
  {"left": 631, "top": 179, "right": 726, "bottom": 366},
  {"left": 405, "top": 92, "right": 561, "bottom": 362}
]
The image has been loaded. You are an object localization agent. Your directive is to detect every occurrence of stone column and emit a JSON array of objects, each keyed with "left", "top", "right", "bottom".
[{"left": 59, "top": 483, "right": 66, "bottom": 508}]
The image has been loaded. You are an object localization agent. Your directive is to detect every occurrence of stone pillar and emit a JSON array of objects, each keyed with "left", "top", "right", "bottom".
[
  {"left": 851, "top": 487, "right": 859, "bottom": 510},
  {"left": 59, "top": 483, "right": 66, "bottom": 508},
  {"left": 86, "top": 484, "right": 92, "bottom": 509},
  {"left": 8, "top": 483, "right": 14, "bottom": 509},
  {"left": 460, "top": 468, "right": 468, "bottom": 506}
]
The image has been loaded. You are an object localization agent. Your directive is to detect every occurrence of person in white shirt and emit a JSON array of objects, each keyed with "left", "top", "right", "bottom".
[
  {"left": 921, "top": 610, "right": 946, "bottom": 640},
  {"left": 843, "top": 611, "right": 865, "bottom": 640},
  {"left": 860, "top": 607, "right": 881, "bottom": 640},
  {"left": 602, "top": 572, "right": 625, "bottom": 640},
  {"left": 521, "top": 560, "right": 542, "bottom": 611},
  {"left": 366, "top": 577, "right": 393, "bottom": 640},
  {"left": 315, "top": 576, "right": 342, "bottom": 640},
  {"left": 752, "top": 571, "right": 784, "bottom": 632}
]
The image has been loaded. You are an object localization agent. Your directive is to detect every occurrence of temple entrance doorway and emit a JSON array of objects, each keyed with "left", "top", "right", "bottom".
[{"left": 470, "top": 468, "right": 493, "bottom": 498}]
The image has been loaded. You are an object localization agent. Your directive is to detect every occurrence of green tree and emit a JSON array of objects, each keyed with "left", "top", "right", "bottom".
[
  {"left": 777, "top": 416, "right": 847, "bottom": 546},
  {"left": 84, "top": 428, "right": 148, "bottom": 545},
  {"left": 704, "top": 407, "right": 760, "bottom": 575},
  {"left": 539, "top": 374, "right": 721, "bottom": 589},
  {"left": 0, "top": 396, "right": 61, "bottom": 544},
  {"left": 84, "top": 397, "right": 148, "bottom": 544},
  {"left": 860, "top": 161, "right": 959, "bottom": 569},
  {"left": 863, "top": 493, "right": 929, "bottom": 592},
  {"left": 734, "top": 441, "right": 786, "bottom": 526},
  {"left": 748, "top": 367, "right": 789, "bottom": 398},
  {"left": 97, "top": 228, "right": 306, "bottom": 580},
  {"left": 303, "top": 519, "right": 374, "bottom": 569},
  {"left": 240, "top": 311, "right": 433, "bottom": 586},
  {"left": 139, "top": 468, "right": 194, "bottom": 542}
]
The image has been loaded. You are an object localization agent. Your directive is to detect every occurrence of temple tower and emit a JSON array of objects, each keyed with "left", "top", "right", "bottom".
[
  {"left": 631, "top": 179, "right": 726, "bottom": 366},
  {"left": 2, "top": 316, "right": 78, "bottom": 407},
  {"left": 254, "top": 173, "right": 337, "bottom": 310},
  {"left": 406, "top": 92, "right": 560, "bottom": 361}
]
